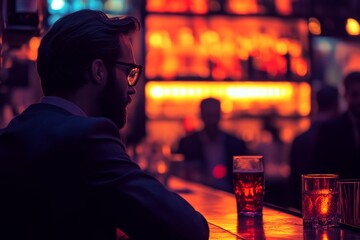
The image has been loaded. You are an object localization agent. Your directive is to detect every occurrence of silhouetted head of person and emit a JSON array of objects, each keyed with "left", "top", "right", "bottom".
[
  {"left": 316, "top": 85, "right": 339, "bottom": 117},
  {"left": 36, "top": 10, "right": 141, "bottom": 129},
  {"left": 262, "top": 115, "right": 282, "bottom": 143},
  {"left": 200, "top": 98, "right": 221, "bottom": 138},
  {"left": 343, "top": 72, "right": 360, "bottom": 119}
]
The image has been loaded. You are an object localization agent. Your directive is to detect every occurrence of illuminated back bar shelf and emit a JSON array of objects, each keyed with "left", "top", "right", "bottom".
[
  {"left": 146, "top": 81, "right": 310, "bottom": 120},
  {"left": 146, "top": 0, "right": 307, "bottom": 16},
  {"left": 145, "top": 0, "right": 311, "bottom": 107},
  {"left": 144, "top": 0, "right": 312, "bottom": 145},
  {"left": 146, "top": 15, "right": 309, "bottom": 82},
  {"left": 145, "top": 14, "right": 311, "bottom": 119}
]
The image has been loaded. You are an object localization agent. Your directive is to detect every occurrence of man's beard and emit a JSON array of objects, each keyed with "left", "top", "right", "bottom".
[{"left": 99, "top": 73, "right": 127, "bottom": 129}]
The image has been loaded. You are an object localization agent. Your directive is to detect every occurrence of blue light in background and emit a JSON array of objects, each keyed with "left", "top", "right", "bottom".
[
  {"left": 48, "top": 0, "right": 69, "bottom": 14},
  {"left": 50, "top": 0, "right": 65, "bottom": 11},
  {"left": 47, "top": 0, "right": 128, "bottom": 26},
  {"left": 88, "top": 0, "right": 103, "bottom": 10}
]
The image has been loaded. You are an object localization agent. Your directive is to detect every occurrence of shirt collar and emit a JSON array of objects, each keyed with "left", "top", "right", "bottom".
[{"left": 41, "top": 96, "right": 87, "bottom": 117}]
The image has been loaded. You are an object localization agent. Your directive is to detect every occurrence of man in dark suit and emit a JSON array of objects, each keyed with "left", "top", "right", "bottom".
[
  {"left": 0, "top": 10, "right": 209, "bottom": 240},
  {"left": 315, "top": 72, "right": 360, "bottom": 180},
  {"left": 176, "top": 97, "right": 248, "bottom": 193}
]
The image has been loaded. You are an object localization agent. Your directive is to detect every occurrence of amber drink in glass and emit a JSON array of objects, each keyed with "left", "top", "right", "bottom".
[
  {"left": 233, "top": 156, "right": 264, "bottom": 217},
  {"left": 302, "top": 174, "right": 339, "bottom": 228}
]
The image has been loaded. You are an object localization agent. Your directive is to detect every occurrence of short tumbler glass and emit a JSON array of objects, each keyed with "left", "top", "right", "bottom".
[{"left": 302, "top": 174, "right": 339, "bottom": 228}]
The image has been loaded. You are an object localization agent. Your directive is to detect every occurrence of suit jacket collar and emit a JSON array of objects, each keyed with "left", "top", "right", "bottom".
[
  {"left": 24, "top": 103, "right": 77, "bottom": 116},
  {"left": 41, "top": 96, "right": 87, "bottom": 117}
]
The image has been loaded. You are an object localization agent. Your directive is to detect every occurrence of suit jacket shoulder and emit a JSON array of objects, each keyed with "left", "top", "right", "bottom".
[{"left": 0, "top": 103, "right": 209, "bottom": 240}]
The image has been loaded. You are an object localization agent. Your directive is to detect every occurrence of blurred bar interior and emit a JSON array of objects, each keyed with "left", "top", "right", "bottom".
[{"left": 1, "top": 0, "right": 360, "bottom": 204}]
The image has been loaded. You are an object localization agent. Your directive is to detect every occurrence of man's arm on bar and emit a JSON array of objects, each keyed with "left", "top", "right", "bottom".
[{"left": 84, "top": 118, "right": 209, "bottom": 240}]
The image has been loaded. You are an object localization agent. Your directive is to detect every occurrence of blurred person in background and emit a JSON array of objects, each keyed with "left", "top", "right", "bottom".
[
  {"left": 315, "top": 72, "right": 360, "bottom": 180},
  {"left": 176, "top": 97, "right": 248, "bottom": 192},
  {"left": 0, "top": 10, "right": 209, "bottom": 240},
  {"left": 289, "top": 85, "right": 339, "bottom": 210}
]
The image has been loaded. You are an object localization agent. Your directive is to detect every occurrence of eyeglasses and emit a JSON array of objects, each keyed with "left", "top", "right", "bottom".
[{"left": 114, "top": 61, "right": 143, "bottom": 87}]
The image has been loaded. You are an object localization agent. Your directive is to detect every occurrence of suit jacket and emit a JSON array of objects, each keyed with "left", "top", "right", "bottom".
[
  {"left": 0, "top": 103, "right": 209, "bottom": 240},
  {"left": 315, "top": 111, "right": 360, "bottom": 179},
  {"left": 177, "top": 130, "right": 247, "bottom": 192}
]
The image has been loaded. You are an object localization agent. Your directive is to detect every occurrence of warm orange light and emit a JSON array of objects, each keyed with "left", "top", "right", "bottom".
[
  {"left": 299, "top": 82, "right": 311, "bottom": 116},
  {"left": 227, "top": 0, "right": 259, "bottom": 14},
  {"left": 315, "top": 190, "right": 331, "bottom": 215},
  {"left": 346, "top": 18, "right": 360, "bottom": 36},
  {"left": 291, "top": 57, "right": 308, "bottom": 77},
  {"left": 222, "top": 100, "right": 234, "bottom": 113},
  {"left": 308, "top": 18, "right": 321, "bottom": 35},
  {"left": 148, "top": 31, "right": 172, "bottom": 48},
  {"left": 191, "top": 0, "right": 208, "bottom": 13},
  {"left": 147, "top": 82, "right": 294, "bottom": 100},
  {"left": 200, "top": 30, "right": 220, "bottom": 45},
  {"left": 288, "top": 41, "right": 302, "bottom": 57},
  {"left": 148, "top": 32, "right": 163, "bottom": 47},
  {"left": 281, "top": 127, "right": 293, "bottom": 143},
  {"left": 27, "top": 37, "right": 41, "bottom": 61},
  {"left": 146, "top": 16, "right": 309, "bottom": 80},
  {"left": 157, "top": 161, "right": 168, "bottom": 174},
  {"left": 321, "top": 232, "right": 329, "bottom": 240},
  {"left": 146, "top": 0, "right": 163, "bottom": 11},
  {"left": 183, "top": 115, "right": 197, "bottom": 133},
  {"left": 276, "top": 40, "right": 288, "bottom": 55},
  {"left": 275, "top": 0, "right": 292, "bottom": 15},
  {"left": 146, "top": 0, "right": 208, "bottom": 13},
  {"left": 162, "top": 57, "right": 178, "bottom": 79},
  {"left": 238, "top": 37, "right": 253, "bottom": 54},
  {"left": 178, "top": 27, "right": 195, "bottom": 46},
  {"left": 145, "top": 81, "right": 311, "bottom": 118},
  {"left": 212, "top": 66, "right": 227, "bottom": 80}
]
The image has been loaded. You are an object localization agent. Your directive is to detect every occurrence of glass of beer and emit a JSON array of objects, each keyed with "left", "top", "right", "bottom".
[
  {"left": 233, "top": 155, "right": 264, "bottom": 217},
  {"left": 302, "top": 174, "right": 339, "bottom": 228}
]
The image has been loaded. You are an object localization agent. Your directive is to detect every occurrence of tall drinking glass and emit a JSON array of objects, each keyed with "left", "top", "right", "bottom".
[{"left": 233, "top": 155, "right": 264, "bottom": 217}]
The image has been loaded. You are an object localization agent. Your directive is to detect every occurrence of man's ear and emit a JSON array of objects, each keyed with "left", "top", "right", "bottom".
[{"left": 91, "top": 59, "right": 107, "bottom": 85}]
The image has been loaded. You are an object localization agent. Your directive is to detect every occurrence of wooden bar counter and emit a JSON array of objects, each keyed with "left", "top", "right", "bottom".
[{"left": 167, "top": 177, "right": 360, "bottom": 240}]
